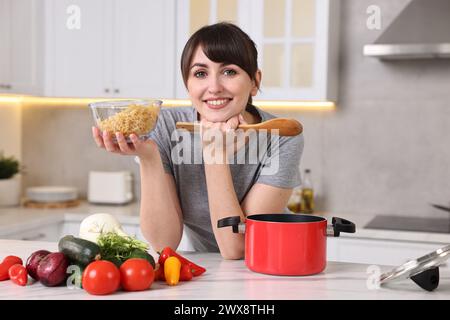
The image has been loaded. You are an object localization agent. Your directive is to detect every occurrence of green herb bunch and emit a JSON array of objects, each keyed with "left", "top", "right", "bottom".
[
  {"left": 0, "top": 151, "right": 20, "bottom": 179},
  {"left": 97, "top": 232, "right": 149, "bottom": 265}
]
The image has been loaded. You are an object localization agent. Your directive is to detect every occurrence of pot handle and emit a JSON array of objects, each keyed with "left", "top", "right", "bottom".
[
  {"left": 327, "top": 217, "right": 356, "bottom": 237},
  {"left": 217, "top": 216, "right": 244, "bottom": 234}
]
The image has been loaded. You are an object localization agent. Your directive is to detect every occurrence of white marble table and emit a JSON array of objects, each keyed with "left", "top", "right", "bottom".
[{"left": 1, "top": 239, "right": 450, "bottom": 300}]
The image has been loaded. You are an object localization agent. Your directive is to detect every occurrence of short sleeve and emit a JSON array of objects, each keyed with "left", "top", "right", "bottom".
[
  {"left": 256, "top": 133, "right": 304, "bottom": 189},
  {"left": 146, "top": 109, "right": 174, "bottom": 175}
]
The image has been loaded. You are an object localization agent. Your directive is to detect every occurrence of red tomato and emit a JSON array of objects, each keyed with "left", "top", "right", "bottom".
[
  {"left": 82, "top": 260, "right": 120, "bottom": 295},
  {"left": 119, "top": 258, "right": 154, "bottom": 291}
]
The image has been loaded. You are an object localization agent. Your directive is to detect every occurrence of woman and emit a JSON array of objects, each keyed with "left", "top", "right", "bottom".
[{"left": 92, "top": 22, "right": 304, "bottom": 259}]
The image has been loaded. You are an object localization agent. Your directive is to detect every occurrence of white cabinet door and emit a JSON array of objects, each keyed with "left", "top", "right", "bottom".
[
  {"left": 47, "top": 0, "right": 176, "bottom": 98},
  {"left": 0, "top": 0, "right": 11, "bottom": 92},
  {"left": 249, "top": 0, "right": 339, "bottom": 100},
  {"left": 112, "top": 0, "right": 175, "bottom": 99},
  {"left": 175, "top": 0, "right": 338, "bottom": 101},
  {"left": 9, "top": 0, "right": 40, "bottom": 94},
  {"left": 0, "top": 0, "right": 39, "bottom": 94},
  {"left": 47, "top": 0, "right": 112, "bottom": 97}
]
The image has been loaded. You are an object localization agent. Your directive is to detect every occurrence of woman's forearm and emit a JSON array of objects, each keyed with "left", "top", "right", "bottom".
[
  {"left": 139, "top": 143, "right": 183, "bottom": 252},
  {"left": 204, "top": 162, "right": 245, "bottom": 260}
]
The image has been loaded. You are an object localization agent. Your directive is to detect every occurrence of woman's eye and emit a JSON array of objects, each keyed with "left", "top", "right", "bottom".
[
  {"left": 194, "top": 71, "right": 206, "bottom": 78},
  {"left": 224, "top": 69, "right": 237, "bottom": 76}
]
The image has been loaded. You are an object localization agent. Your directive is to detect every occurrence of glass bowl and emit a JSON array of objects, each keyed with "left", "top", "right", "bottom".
[{"left": 89, "top": 99, "right": 162, "bottom": 142}]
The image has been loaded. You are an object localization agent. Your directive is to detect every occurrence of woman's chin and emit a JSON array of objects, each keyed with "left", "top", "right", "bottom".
[{"left": 200, "top": 110, "right": 232, "bottom": 123}]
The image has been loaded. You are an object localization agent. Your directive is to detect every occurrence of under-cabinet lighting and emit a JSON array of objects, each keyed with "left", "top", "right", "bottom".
[{"left": 0, "top": 95, "right": 336, "bottom": 111}]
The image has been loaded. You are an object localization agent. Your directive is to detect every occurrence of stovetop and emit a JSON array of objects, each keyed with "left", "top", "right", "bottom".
[{"left": 365, "top": 215, "right": 450, "bottom": 234}]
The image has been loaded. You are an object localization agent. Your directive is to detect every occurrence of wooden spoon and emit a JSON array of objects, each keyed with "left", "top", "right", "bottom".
[{"left": 176, "top": 118, "right": 303, "bottom": 136}]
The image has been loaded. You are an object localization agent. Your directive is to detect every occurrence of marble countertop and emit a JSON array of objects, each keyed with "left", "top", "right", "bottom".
[
  {"left": 1, "top": 239, "right": 449, "bottom": 300},
  {"left": 1, "top": 202, "right": 450, "bottom": 245}
]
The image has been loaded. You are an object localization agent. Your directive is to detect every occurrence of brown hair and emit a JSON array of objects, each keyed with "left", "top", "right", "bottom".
[{"left": 181, "top": 22, "right": 260, "bottom": 102}]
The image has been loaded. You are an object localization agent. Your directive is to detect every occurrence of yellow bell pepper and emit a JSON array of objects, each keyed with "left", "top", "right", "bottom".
[{"left": 164, "top": 256, "right": 181, "bottom": 286}]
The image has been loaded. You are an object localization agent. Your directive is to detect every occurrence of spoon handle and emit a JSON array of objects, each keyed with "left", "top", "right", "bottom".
[{"left": 176, "top": 118, "right": 303, "bottom": 137}]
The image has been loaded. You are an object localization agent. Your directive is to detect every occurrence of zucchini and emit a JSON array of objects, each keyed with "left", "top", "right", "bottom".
[
  {"left": 129, "top": 248, "right": 156, "bottom": 268},
  {"left": 58, "top": 235, "right": 101, "bottom": 266},
  {"left": 108, "top": 256, "right": 123, "bottom": 268}
]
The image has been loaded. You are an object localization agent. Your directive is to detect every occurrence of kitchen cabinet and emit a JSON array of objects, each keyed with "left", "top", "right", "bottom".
[
  {"left": 0, "top": 209, "right": 448, "bottom": 263},
  {"left": 43, "top": 0, "right": 176, "bottom": 98},
  {"left": 327, "top": 236, "right": 449, "bottom": 268},
  {"left": 175, "top": 0, "right": 339, "bottom": 101},
  {"left": 0, "top": 0, "right": 41, "bottom": 94},
  {"left": 63, "top": 220, "right": 195, "bottom": 252},
  {"left": 1, "top": 1, "right": 337, "bottom": 100},
  {"left": 4, "top": 216, "right": 195, "bottom": 252}
]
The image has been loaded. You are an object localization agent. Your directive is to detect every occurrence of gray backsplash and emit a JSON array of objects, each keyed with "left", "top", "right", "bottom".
[{"left": 21, "top": 0, "right": 450, "bottom": 217}]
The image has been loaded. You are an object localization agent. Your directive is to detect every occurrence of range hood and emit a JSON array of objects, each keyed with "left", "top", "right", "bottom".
[{"left": 364, "top": 0, "right": 450, "bottom": 60}]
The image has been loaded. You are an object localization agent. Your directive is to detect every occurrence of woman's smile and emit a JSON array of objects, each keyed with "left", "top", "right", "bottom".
[{"left": 204, "top": 98, "right": 233, "bottom": 110}]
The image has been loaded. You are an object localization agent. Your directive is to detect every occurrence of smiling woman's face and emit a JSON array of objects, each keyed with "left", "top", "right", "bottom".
[{"left": 187, "top": 46, "right": 259, "bottom": 122}]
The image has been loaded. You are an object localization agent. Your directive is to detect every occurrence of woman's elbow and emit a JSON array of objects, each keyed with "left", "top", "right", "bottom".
[
  {"left": 220, "top": 250, "right": 245, "bottom": 260},
  {"left": 140, "top": 226, "right": 181, "bottom": 253}
]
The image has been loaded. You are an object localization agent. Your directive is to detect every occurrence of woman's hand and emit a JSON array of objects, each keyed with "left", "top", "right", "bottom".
[
  {"left": 91, "top": 126, "right": 157, "bottom": 160},
  {"left": 200, "top": 113, "right": 248, "bottom": 164}
]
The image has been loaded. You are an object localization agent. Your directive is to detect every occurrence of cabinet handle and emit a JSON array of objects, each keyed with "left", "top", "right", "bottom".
[
  {"left": 114, "top": 88, "right": 120, "bottom": 94},
  {"left": 5, "top": 84, "right": 11, "bottom": 90},
  {"left": 21, "top": 233, "right": 46, "bottom": 241},
  {"left": 104, "top": 88, "right": 110, "bottom": 93}
]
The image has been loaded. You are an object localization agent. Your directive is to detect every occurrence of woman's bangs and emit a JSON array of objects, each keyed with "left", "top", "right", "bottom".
[{"left": 201, "top": 35, "right": 247, "bottom": 70}]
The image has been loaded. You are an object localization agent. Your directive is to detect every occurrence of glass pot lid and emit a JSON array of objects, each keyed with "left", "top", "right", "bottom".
[{"left": 380, "top": 244, "right": 450, "bottom": 291}]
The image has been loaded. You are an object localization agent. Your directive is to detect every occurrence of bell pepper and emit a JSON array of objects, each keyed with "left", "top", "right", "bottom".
[
  {"left": 154, "top": 264, "right": 165, "bottom": 281},
  {"left": 179, "top": 263, "right": 193, "bottom": 281},
  {"left": 164, "top": 256, "right": 181, "bottom": 286},
  {"left": 158, "top": 247, "right": 206, "bottom": 277},
  {"left": 8, "top": 264, "right": 28, "bottom": 286},
  {"left": 0, "top": 256, "right": 23, "bottom": 281}
]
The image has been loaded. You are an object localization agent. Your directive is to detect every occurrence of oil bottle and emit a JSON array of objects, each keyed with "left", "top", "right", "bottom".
[
  {"left": 287, "top": 186, "right": 302, "bottom": 213},
  {"left": 300, "top": 169, "right": 314, "bottom": 213}
]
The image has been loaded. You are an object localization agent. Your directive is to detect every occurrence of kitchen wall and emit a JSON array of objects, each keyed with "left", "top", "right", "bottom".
[
  {"left": 302, "top": 0, "right": 450, "bottom": 217},
  {"left": 19, "top": 0, "right": 450, "bottom": 217},
  {"left": 0, "top": 103, "right": 21, "bottom": 160},
  {"left": 21, "top": 105, "right": 141, "bottom": 200}
]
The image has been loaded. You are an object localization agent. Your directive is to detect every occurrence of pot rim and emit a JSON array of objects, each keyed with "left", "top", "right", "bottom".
[{"left": 246, "top": 213, "right": 326, "bottom": 224}]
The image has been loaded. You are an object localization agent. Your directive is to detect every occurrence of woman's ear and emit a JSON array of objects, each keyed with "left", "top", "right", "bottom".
[{"left": 251, "top": 69, "right": 262, "bottom": 96}]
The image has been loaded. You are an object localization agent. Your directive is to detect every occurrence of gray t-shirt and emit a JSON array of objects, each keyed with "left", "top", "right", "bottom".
[{"left": 147, "top": 105, "right": 304, "bottom": 252}]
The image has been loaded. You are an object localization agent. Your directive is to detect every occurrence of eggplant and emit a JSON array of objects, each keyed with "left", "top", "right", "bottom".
[
  {"left": 26, "top": 250, "right": 51, "bottom": 280},
  {"left": 36, "top": 252, "right": 70, "bottom": 287}
]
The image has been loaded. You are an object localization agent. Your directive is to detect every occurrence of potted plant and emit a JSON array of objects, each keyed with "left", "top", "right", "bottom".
[{"left": 0, "top": 151, "right": 22, "bottom": 206}]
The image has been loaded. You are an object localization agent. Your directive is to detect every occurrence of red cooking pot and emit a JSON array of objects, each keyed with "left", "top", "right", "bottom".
[{"left": 218, "top": 214, "right": 355, "bottom": 276}]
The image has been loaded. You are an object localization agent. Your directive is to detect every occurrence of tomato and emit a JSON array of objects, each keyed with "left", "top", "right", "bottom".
[
  {"left": 82, "top": 260, "right": 120, "bottom": 295},
  {"left": 8, "top": 264, "right": 28, "bottom": 286},
  {"left": 119, "top": 258, "right": 154, "bottom": 291},
  {"left": 0, "top": 256, "right": 23, "bottom": 281}
]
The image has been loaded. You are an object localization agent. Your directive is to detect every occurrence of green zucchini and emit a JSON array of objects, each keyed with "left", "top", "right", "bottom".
[
  {"left": 129, "top": 248, "right": 156, "bottom": 268},
  {"left": 58, "top": 235, "right": 101, "bottom": 266}
]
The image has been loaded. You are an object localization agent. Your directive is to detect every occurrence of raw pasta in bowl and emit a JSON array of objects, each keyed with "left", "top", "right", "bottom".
[{"left": 90, "top": 99, "right": 161, "bottom": 141}]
